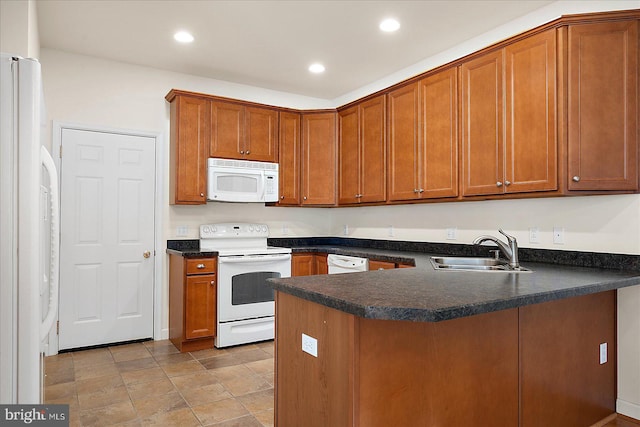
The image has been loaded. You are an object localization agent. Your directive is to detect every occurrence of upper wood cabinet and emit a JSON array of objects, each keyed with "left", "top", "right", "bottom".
[
  {"left": 338, "top": 95, "right": 386, "bottom": 204},
  {"left": 278, "top": 112, "right": 302, "bottom": 205},
  {"left": 168, "top": 94, "right": 209, "bottom": 205},
  {"left": 388, "top": 67, "right": 458, "bottom": 202},
  {"left": 301, "top": 112, "right": 337, "bottom": 206},
  {"left": 461, "top": 29, "right": 557, "bottom": 197},
  {"left": 566, "top": 20, "right": 638, "bottom": 191},
  {"left": 210, "top": 100, "right": 279, "bottom": 162}
]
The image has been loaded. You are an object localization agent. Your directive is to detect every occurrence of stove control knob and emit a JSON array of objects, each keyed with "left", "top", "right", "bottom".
[{"left": 249, "top": 225, "right": 254, "bottom": 232}]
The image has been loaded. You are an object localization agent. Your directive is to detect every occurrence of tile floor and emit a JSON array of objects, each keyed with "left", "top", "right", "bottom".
[{"left": 44, "top": 339, "right": 275, "bottom": 426}]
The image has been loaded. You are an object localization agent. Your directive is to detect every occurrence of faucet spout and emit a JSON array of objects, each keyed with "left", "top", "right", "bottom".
[{"left": 472, "top": 229, "right": 520, "bottom": 269}]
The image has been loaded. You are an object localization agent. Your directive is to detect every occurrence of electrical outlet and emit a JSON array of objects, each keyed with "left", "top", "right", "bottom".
[
  {"left": 553, "top": 227, "right": 565, "bottom": 244},
  {"left": 529, "top": 227, "right": 540, "bottom": 244},
  {"left": 302, "top": 333, "right": 318, "bottom": 357},
  {"left": 388, "top": 225, "right": 394, "bottom": 237},
  {"left": 446, "top": 227, "right": 457, "bottom": 240},
  {"left": 176, "top": 225, "right": 188, "bottom": 237},
  {"left": 600, "top": 342, "right": 607, "bottom": 364},
  {"left": 343, "top": 224, "right": 349, "bottom": 236}
]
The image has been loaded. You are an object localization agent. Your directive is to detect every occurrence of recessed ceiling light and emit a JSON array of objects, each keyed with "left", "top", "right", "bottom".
[
  {"left": 379, "top": 18, "right": 400, "bottom": 33},
  {"left": 308, "top": 63, "right": 325, "bottom": 74},
  {"left": 174, "top": 31, "right": 194, "bottom": 43}
]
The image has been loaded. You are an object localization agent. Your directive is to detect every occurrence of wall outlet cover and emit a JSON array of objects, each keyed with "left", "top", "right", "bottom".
[{"left": 302, "top": 333, "right": 318, "bottom": 357}]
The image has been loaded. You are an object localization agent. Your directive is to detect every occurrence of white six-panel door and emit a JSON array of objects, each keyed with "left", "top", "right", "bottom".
[{"left": 59, "top": 128, "right": 155, "bottom": 350}]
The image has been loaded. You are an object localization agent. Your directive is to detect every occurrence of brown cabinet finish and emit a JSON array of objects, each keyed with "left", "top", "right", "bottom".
[
  {"left": 168, "top": 95, "right": 209, "bottom": 205},
  {"left": 169, "top": 255, "right": 217, "bottom": 352},
  {"left": 301, "top": 112, "right": 337, "bottom": 205},
  {"left": 338, "top": 95, "right": 386, "bottom": 205},
  {"left": 461, "top": 50, "right": 505, "bottom": 196},
  {"left": 278, "top": 112, "right": 302, "bottom": 205},
  {"left": 291, "top": 253, "right": 328, "bottom": 276},
  {"left": 275, "top": 290, "right": 617, "bottom": 426},
  {"left": 387, "top": 83, "right": 420, "bottom": 201},
  {"left": 367, "top": 260, "right": 395, "bottom": 270},
  {"left": 520, "top": 291, "right": 616, "bottom": 426},
  {"left": 462, "top": 29, "right": 557, "bottom": 196},
  {"left": 210, "top": 100, "right": 279, "bottom": 162},
  {"left": 419, "top": 68, "right": 459, "bottom": 198},
  {"left": 567, "top": 20, "right": 638, "bottom": 191},
  {"left": 505, "top": 29, "right": 558, "bottom": 193}
]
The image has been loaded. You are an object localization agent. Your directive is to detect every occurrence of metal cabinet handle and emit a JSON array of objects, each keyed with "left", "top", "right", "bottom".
[
  {"left": 246, "top": 150, "right": 250, "bottom": 154},
  {"left": 419, "top": 189, "right": 424, "bottom": 193},
  {"left": 504, "top": 181, "right": 511, "bottom": 186},
  {"left": 240, "top": 150, "right": 245, "bottom": 154},
  {"left": 200, "top": 192, "right": 204, "bottom": 197},
  {"left": 210, "top": 280, "right": 215, "bottom": 285},
  {"left": 303, "top": 196, "right": 307, "bottom": 200},
  {"left": 280, "top": 195, "right": 285, "bottom": 199},
  {"left": 413, "top": 189, "right": 419, "bottom": 193},
  {"left": 496, "top": 181, "right": 503, "bottom": 187},
  {"left": 143, "top": 251, "right": 151, "bottom": 259},
  {"left": 197, "top": 263, "right": 205, "bottom": 269},
  {"left": 572, "top": 176, "right": 581, "bottom": 182}
]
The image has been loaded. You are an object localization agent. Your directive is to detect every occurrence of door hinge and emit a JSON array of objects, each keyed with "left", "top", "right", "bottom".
[{"left": 56, "top": 320, "right": 59, "bottom": 335}]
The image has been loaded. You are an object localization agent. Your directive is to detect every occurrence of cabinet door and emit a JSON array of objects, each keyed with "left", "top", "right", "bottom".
[
  {"left": 461, "top": 50, "right": 505, "bottom": 196},
  {"left": 388, "top": 83, "right": 420, "bottom": 201},
  {"left": 210, "top": 101, "right": 244, "bottom": 159},
  {"left": 184, "top": 274, "right": 216, "bottom": 339},
  {"left": 368, "top": 260, "right": 395, "bottom": 270},
  {"left": 245, "top": 106, "right": 278, "bottom": 162},
  {"left": 419, "top": 68, "right": 458, "bottom": 199},
  {"left": 170, "top": 95, "right": 209, "bottom": 204},
  {"left": 567, "top": 20, "right": 638, "bottom": 191},
  {"left": 505, "top": 29, "right": 557, "bottom": 194},
  {"left": 338, "top": 105, "right": 360, "bottom": 204},
  {"left": 359, "top": 95, "right": 386, "bottom": 203},
  {"left": 292, "top": 254, "right": 316, "bottom": 276},
  {"left": 278, "top": 112, "right": 301, "bottom": 205},
  {"left": 315, "top": 254, "right": 328, "bottom": 275},
  {"left": 302, "top": 113, "right": 337, "bottom": 205}
]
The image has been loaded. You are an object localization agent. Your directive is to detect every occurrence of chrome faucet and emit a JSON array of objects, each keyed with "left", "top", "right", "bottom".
[{"left": 473, "top": 229, "right": 520, "bottom": 269}]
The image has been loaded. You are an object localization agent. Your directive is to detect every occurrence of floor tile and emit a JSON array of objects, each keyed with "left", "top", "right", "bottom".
[
  {"left": 79, "top": 400, "right": 138, "bottom": 426},
  {"left": 190, "top": 347, "right": 229, "bottom": 360},
  {"left": 170, "top": 371, "right": 220, "bottom": 391},
  {"left": 192, "top": 398, "right": 250, "bottom": 425},
  {"left": 244, "top": 359, "right": 274, "bottom": 376},
  {"left": 44, "top": 366, "right": 75, "bottom": 386},
  {"left": 120, "top": 366, "right": 168, "bottom": 386},
  {"left": 237, "top": 389, "right": 274, "bottom": 414},
  {"left": 253, "top": 409, "right": 274, "bottom": 427},
  {"left": 161, "top": 359, "right": 206, "bottom": 377},
  {"left": 140, "top": 408, "right": 201, "bottom": 427},
  {"left": 126, "top": 376, "right": 176, "bottom": 401},
  {"left": 153, "top": 352, "right": 195, "bottom": 366},
  {"left": 77, "top": 384, "right": 130, "bottom": 410},
  {"left": 209, "top": 414, "right": 263, "bottom": 426},
  {"left": 72, "top": 347, "right": 114, "bottom": 367},
  {"left": 74, "top": 362, "right": 119, "bottom": 381},
  {"left": 220, "top": 373, "right": 272, "bottom": 397},
  {"left": 110, "top": 343, "right": 153, "bottom": 363},
  {"left": 76, "top": 373, "right": 124, "bottom": 395},
  {"left": 180, "top": 382, "right": 232, "bottom": 407},
  {"left": 235, "top": 349, "right": 272, "bottom": 364},
  {"left": 44, "top": 381, "right": 77, "bottom": 403},
  {"left": 132, "top": 390, "right": 188, "bottom": 418},
  {"left": 116, "top": 356, "right": 159, "bottom": 373},
  {"left": 200, "top": 354, "right": 246, "bottom": 370}
]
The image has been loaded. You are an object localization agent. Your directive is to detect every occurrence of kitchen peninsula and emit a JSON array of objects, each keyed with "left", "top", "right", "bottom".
[{"left": 268, "top": 248, "right": 640, "bottom": 426}]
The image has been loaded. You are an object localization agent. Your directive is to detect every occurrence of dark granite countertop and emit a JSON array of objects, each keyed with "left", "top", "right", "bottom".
[
  {"left": 166, "top": 237, "right": 640, "bottom": 322},
  {"left": 268, "top": 244, "right": 640, "bottom": 323}
]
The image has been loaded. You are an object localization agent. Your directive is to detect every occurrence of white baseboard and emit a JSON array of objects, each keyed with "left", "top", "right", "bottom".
[{"left": 617, "top": 398, "right": 640, "bottom": 420}]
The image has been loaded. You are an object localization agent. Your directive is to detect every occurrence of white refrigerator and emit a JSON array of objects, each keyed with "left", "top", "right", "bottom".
[{"left": 0, "top": 53, "right": 59, "bottom": 404}]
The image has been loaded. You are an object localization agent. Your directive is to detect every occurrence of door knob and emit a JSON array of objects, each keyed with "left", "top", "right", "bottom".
[
  {"left": 143, "top": 251, "right": 151, "bottom": 259},
  {"left": 572, "top": 176, "right": 581, "bottom": 182},
  {"left": 496, "top": 181, "right": 503, "bottom": 187}
]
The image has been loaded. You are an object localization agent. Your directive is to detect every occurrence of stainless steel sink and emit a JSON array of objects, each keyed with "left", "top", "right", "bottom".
[{"left": 430, "top": 256, "right": 531, "bottom": 273}]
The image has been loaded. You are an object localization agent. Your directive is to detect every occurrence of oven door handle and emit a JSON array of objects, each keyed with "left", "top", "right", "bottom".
[{"left": 218, "top": 254, "right": 292, "bottom": 264}]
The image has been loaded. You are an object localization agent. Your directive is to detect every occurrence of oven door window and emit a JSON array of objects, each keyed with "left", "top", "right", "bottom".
[{"left": 231, "top": 271, "right": 279, "bottom": 305}]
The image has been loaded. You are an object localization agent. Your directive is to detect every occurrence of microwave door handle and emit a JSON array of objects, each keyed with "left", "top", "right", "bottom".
[
  {"left": 219, "top": 254, "right": 291, "bottom": 264},
  {"left": 259, "top": 172, "right": 266, "bottom": 200}
]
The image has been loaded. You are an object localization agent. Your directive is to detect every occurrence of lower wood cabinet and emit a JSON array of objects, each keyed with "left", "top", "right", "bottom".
[
  {"left": 169, "top": 255, "right": 217, "bottom": 352},
  {"left": 292, "top": 253, "right": 328, "bottom": 276},
  {"left": 368, "top": 260, "right": 395, "bottom": 270},
  {"left": 275, "top": 290, "right": 616, "bottom": 426}
]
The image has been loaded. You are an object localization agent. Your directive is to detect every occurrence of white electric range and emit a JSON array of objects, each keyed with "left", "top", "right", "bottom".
[{"left": 200, "top": 223, "right": 291, "bottom": 348}]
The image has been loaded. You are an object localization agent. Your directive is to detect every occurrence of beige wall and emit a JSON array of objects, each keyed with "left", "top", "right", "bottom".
[{"left": 0, "top": 0, "right": 40, "bottom": 58}]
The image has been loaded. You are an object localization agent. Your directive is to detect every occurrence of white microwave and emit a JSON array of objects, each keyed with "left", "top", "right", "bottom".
[{"left": 207, "top": 158, "right": 279, "bottom": 203}]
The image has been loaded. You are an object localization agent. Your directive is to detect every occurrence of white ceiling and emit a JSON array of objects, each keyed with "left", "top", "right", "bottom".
[{"left": 36, "top": 0, "right": 555, "bottom": 100}]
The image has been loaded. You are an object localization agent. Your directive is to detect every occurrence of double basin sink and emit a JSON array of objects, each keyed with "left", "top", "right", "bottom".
[{"left": 430, "top": 256, "right": 531, "bottom": 273}]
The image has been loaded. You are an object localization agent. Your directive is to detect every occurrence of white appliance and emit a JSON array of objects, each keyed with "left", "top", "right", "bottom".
[
  {"left": 327, "top": 254, "right": 368, "bottom": 274},
  {"left": 207, "top": 157, "right": 279, "bottom": 203},
  {"left": 200, "top": 223, "right": 291, "bottom": 347},
  {"left": 0, "top": 54, "right": 59, "bottom": 403}
]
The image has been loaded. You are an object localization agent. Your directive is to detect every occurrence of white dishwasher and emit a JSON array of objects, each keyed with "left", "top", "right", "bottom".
[{"left": 327, "top": 254, "right": 368, "bottom": 274}]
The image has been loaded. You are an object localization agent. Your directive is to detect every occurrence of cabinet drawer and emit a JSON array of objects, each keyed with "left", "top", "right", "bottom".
[{"left": 186, "top": 258, "right": 217, "bottom": 275}]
